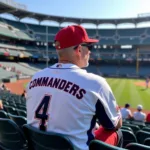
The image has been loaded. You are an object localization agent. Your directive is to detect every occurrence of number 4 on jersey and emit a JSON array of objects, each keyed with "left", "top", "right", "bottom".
[{"left": 35, "top": 95, "right": 51, "bottom": 131}]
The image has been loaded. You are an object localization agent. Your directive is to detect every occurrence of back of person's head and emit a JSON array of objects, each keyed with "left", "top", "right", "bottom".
[
  {"left": 137, "top": 104, "right": 143, "bottom": 111},
  {"left": 125, "top": 103, "right": 130, "bottom": 108},
  {"left": 54, "top": 25, "right": 99, "bottom": 68}
]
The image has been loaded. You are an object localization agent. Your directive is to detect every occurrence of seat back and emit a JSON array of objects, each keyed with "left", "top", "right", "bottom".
[
  {"left": 0, "top": 118, "right": 27, "bottom": 150},
  {"left": 16, "top": 109, "right": 27, "bottom": 118},
  {"left": 144, "top": 138, "right": 150, "bottom": 146},
  {"left": 131, "top": 120, "right": 146, "bottom": 129},
  {"left": 123, "top": 124, "right": 140, "bottom": 134},
  {"left": 125, "top": 142, "right": 150, "bottom": 150},
  {"left": 136, "top": 130, "right": 150, "bottom": 144},
  {"left": 121, "top": 126, "right": 133, "bottom": 132},
  {"left": 23, "top": 124, "right": 75, "bottom": 150},
  {"left": 142, "top": 127, "right": 150, "bottom": 132},
  {"left": 121, "top": 129, "right": 137, "bottom": 147},
  {"left": 8, "top": 113, "right": 27, "bottom": 129},
  {"left": 0, "top": 110, "right": 8, "bottom": 118},
  {"left": 89, "top": 140, "right": 126, "bottom": 150},
  {"left": 4, "top": 106, "right": 18, "bottom": 115}
]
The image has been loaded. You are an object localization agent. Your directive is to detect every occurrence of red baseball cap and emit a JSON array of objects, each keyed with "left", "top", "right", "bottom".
[{"left": 54, "top": 25, "right": 99, "bottom": 50}]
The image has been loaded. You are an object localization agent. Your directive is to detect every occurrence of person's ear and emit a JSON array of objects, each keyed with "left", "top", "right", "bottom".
[
  {"left": 75, "top": 45, "right": 81, "bottom": 54},
  {"left": 78, "top": 45, "right": 82, "bottom": 52}
]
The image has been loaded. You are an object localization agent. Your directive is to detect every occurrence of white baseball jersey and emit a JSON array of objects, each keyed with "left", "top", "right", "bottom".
[
  {"left": 133, "top": 111, "right": 146, "bottom": 122},
  {"left": 26, "top": 63, "right": 121, "bottom": 150},
  {"left": 120, "top": 108, "right": 132, "bottom": 119}
]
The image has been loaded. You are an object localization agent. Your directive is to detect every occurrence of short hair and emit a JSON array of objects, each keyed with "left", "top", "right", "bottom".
[{"left": 125, "top": 103, "right": 130, "bottom": 108}]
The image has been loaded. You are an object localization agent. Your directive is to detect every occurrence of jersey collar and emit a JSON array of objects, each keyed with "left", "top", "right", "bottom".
[{"left": 50, "top": 63, "right": 80, "bottom": 69}]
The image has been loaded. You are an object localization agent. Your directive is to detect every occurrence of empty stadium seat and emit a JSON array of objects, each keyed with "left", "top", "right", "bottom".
[
  {"left": 89, "top": 140, "right": 126, "bottom": 150},
  {"left": 136, "top": 130, "right": 150, "bottom": 144},
  {"left": 142, "top": 127, "right": 150, "bottom": 132},
  {"left": 16, "top": 109, "right": 27, "bottom": 118},
  {"left": 0, "top": 110, "right": 8, "bottom": 118},
  {"left": 144, "top": 138, "right": 150, "bottom": 146},
  {"left": 8, "top": 113, "right": 27, "bottom": 129},
  {"left": 23, "top": 124, "right": 75, "bottom": 150},
  {"left": 123, "top": 124, "right": 140, "bottom": 134},
  {"left": 4, "top": 106, "right": 18, "bottom": 115},
  {"left": 121, "top": 126, "right": 133, "bottom": 132},
  {"left": 0, "top": 118, "right": 27, "bottom": 150},
  {"left": 125, "top": 143, "right": 150, "bottom": 150},
  {"left": 121, "top": 129, "right": 137, "bottom": 148},
  {"left": 131, "top": 120, "right": 146, "bottom": 129}
]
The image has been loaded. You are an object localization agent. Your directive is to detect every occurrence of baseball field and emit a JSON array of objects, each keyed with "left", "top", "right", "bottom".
[
  {"left": 106, "top": 78, "right": 150, "bottom": 111},
  {"left": 5, "top": 78, "right": 150, "bottom": 113}
]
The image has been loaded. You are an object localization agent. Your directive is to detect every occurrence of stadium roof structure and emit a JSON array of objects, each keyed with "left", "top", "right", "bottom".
[{"left": 1, "top": 2, "right": 150, "bottom": 25}]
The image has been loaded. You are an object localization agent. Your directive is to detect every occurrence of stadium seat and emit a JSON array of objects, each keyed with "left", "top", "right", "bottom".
[
  {"left": 142, "top": 127, "right": 150, "bottom": 132},
  {"left": 131, "top": 120, "right": 146, "bottom": 129},
  {"left": 125, "top": 143, "right": 150, "bottom": 150},
  {"left": 16, "top": 109, "right": 27, "bottom": 118},
  {"left": 145, "top": 122, "right": 150, "bottom": 127},
  {"left": 8, "top": 113, "right": 27, "bottom": 129},
  {"left": 89, "top": 140, "right": 126, "bottom": 150},
  {"left": 121, "top": 126, "right": 133, "bottom": 132},
  {"left": 0, "top": 110, "right": 8, "bottom": 118},
  {"left": 18, "top": 105, "right": 26, "bottom": 111},
  {"left": 2, "top": 101, "right": 9, "bottom": 106},
  {"left": 123, "top": 124, "right": 140, "bottom": 134},
  {"left": 121, "top": 129, "right": 137, "bottom": 147},
  {"left": 23, "top": 124, "right": 75, "bottom": 150},
  {"left": 0, "top": 118, "right": 27, "bottom": 150},
  {"left": 144, "top": 138, "right": 150, "bottom": 146},
  {"left": 4, "top": 106, "right": 18, "bottom": 115},
  {"left": 136, "top": 130, "right": 150, "bottom": 144}
]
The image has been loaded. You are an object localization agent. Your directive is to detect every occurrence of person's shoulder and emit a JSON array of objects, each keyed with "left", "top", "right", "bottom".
[
  {"left": 120, "top": 107, "right": 124, "bottom": 111},
  {"left": 83, "top": 71, "right": 106, "bottom": 83},
  {"left": 142, "top": 112, "right": 146, "bottom": 116},
  {"left": 31, "top": 68, "right": 48, "bottom": 79},
  {"left": 127, "top": 109, "right": 131, "bottom": 112}
]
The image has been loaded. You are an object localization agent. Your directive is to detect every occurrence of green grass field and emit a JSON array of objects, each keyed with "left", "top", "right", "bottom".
[{"left": 106, "top": 78, "right": 150, "bottom": 110}]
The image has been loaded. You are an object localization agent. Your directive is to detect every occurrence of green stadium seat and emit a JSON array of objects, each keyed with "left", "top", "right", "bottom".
[
  {"left": 123, "top": 124, "right": 140, "bottom": 134},
  {"left": 0, "top": 118, "right": 27, "bottom": 150},
  {"left": 23, "top": 124, "right": 75, "bottom": 150},
  {"left": 16, "top": 109, "right": 27, "bottom": 118},
  {"left": 144, "top": 138, "right": 150, "bottom": 146},
  {"left": 121, "top": 126, "right": 133, "bottom": 132},
  {"left": 136, "top": 130, "right": 150, "bottom": 144},
  {"left": 121, "top": 129, "right": 137, "bottom": 148},
  {"left": 0, "top": 110, "right": 8, "bottom": 118},
  {"left": 125, "top": 143, "right": 150, "bottom": 150},
  {"left": 18, "top": 105, "right": 26, "bottom": 111},
  {"left": 131, "top": 120, "right": 146, "bottom": 129},
  {"left": 4, "top": 106, "right": 18, "bottom": 115},
  {"left": 142, "top": 127, "right": 150, "bottom": 132},
  {"left": 145, "top": 122, "right": 150, "bottom": 127},
  {"left": 89, "top": 140, "right": 126, "bottom": 150},
  {"left": 8, "top": 113, "right": 27, "bottom": 129}
]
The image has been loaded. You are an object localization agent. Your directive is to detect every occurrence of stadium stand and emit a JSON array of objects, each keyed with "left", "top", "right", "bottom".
[{"left": 1, "top": 1, "right": 150, "bottom": 149}]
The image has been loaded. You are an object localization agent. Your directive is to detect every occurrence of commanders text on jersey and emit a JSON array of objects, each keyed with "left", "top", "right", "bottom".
[{"left": 29, "top": 77, "right": 86, "bottom": 99}]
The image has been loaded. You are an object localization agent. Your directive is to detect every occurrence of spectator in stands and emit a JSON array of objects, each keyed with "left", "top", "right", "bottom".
[
  {"left": 146, "top": 113, "right": 150, "bottom": 122},
  {"left": 0, "top": 83, "right": 7, "bottom": 91},
  {"left": 26, "top": 25, "right": 123, "bottom": 150},
  {"left": 133, "top": 105, "right": 146, "bottom": 122},
  {"left": 120, "top": 103, "right": 132, "bottom": 119},
  {"left": 21, "top": 90, "right": 26, "bottom": 98}
]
